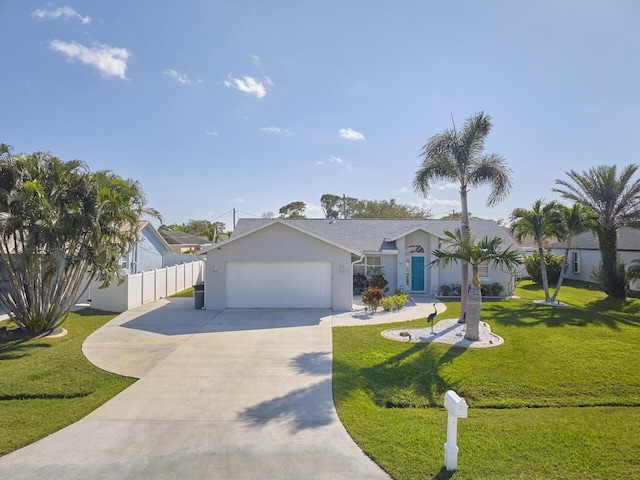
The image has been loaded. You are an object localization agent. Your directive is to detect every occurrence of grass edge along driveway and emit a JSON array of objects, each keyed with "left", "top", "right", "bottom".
[
  {"left": 0, "top": 309, "right": 136, "bottom": 456},
  {"left": 333, "top": 280, "right": 640, "bottom": 480}
]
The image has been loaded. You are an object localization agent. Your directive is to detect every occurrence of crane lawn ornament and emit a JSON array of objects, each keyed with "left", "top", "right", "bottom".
[{"left": 427, "top": 303, "right": 438, "bottom": 334}]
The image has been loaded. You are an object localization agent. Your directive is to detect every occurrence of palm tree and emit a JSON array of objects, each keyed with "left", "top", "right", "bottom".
[
  {"left": 554, "top": 165, "right": 640, "bottom": 298},
  {"left": 548, "top": 203, "right": 596, "bottom": 302},
  {"left": 0, "top": 150, "right": 160, "bottom": 333},
  {"left": 414, "top": 112, "right": 512, "bottom": 323},
  {"left": 509, "top": 199, "right": 560, "bottom": 303},
  {"left": 430, "top": 229, "right": 521, "bottom": 341}
]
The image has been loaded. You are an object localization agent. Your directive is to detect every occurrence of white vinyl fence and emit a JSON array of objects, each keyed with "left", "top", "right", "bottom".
[{"left": 89, "top": 260, "right": 205, "bottom": 313}]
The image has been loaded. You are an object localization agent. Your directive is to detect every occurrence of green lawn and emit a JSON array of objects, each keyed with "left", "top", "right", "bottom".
[
  {"left": 333, "top": 280, "right": 640, "bottom": 479},
  {"left": 169, "top": 286, "right": 195, "bottom": 298},
  {"left": 0, "top": 310, "right": 136, "bottom": 456}
]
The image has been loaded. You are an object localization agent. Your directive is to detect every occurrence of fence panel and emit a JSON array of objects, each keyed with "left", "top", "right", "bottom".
[
  {"left": 127, "top": 273, "right": 143, "bottom": 310},
  {"left": 176, "top": 264, "right": 186, "bottom": 292},
  {"left": 156, "top": 268, "right": 167, "bottom": 299},
  {"left": 142, "top": 271, "right": 156, "bottom": 304}
]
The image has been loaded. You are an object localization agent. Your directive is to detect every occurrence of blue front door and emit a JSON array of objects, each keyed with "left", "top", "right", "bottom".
[{"left": 411, "top": 256, "right": 425, "bottom": 291}]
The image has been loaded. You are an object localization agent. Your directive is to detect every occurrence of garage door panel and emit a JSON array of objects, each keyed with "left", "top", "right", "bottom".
[{"left": 226, "top": 262, "right": 332, "bottom": 308}]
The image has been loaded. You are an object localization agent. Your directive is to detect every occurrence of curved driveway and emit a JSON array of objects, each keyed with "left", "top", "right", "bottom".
[{"left": 0, "top": 298, "right": 393, "bottom": 479}]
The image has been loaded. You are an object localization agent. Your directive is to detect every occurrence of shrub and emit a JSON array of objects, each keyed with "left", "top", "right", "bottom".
[
  {"left": 366, "top": 274, "right": 389, "bottom": 293},
  {"left": 480, "top": 282, "right": 504, "bottom": 296},
  {"left": 393, "top": 292, "right": 409, "bottom": 309},
  {"left": 438, "top": 284, "right": 452, "bottom": 296},
  {"left": 381, "top": 297, "right": 395, "bottom": 311},
  {"left": 524, "top": 251, "right": 564, "bottom": 285},
  {"left": 353, "top": 273, "right": 367, "bottom": 294},
  {"left": 450, "top": 282, "right": 462, "bottom": 296},
  {"left": 362, "top": 287, "right": 386, "bottom": 313}
]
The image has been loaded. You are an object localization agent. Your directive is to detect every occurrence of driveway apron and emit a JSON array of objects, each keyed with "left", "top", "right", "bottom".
[{"left": 0, "top": 299, "right": 389, "bottom": 479}]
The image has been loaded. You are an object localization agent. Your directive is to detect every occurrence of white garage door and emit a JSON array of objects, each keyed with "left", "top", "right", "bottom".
[{"left": 226, "top": 262, "right": 332, "bottom": 308}]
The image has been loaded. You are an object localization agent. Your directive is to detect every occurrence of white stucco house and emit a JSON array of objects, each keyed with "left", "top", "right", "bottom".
[
  {"left": 199, "top": 218, "right": 521, "bottom": 311},
  {"left": 550, "top": 227, "right": 640, "bottom": 294}
]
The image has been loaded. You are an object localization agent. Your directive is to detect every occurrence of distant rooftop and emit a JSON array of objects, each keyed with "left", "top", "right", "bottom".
[{"left": 158, "top": 229, "right": 210, "bottom": 246}]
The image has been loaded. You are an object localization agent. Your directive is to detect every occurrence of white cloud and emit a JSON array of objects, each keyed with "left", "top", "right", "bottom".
[
  {"left": 316, "top": 161, "right": 325, "bottom": 166},
  {"left": 163, "top": 69, "right": 189, "bottom": 84},
  {"left": 435, "top": 182, "right": 459, "bottom": 190},
  {"left": 346, "top": 165, "right": 362, "bottom": 172},
  {"left": 395, "top": 186, "right": 409, "bottom": 194},
  {"left": 260, "top": 126, "right": 292, "bottom": 135},
  {"left": 32, "top": 6, "right": 91, "bottom": 24},
  {"left": 328, "top": 155, "right": 342, "bottom": 163},
  {"left": 339, "top": 128, "right": 365, "bottom": 140},
  {"left": 422, "top": 196, "right": 460, "bottom": 207},
  {"left": 224, "top": 75, "right": 266, "bottom": 98},
  {"left": 205, "top": 130, "right": 218, "bottom": 136},
  {"left": 232, "top": 198, "right": 246, "bottom": 204},
  {"left": 305, "top": 202, "right": 324, "bottom": 216},
  {"left": 264, "top": 75, "right": 274, "bottom": 86},
  {"left": 49, "top": 40, "right": 130, "bottom": 79},
  {"left": 252, "top": 54, "right": 260, "bottom": 64}
]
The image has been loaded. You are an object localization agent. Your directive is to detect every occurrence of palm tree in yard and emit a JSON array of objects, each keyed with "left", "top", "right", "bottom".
[
  {"left": 430, "top": 229, "right": 521, "bottom": 341},
  {"left": 554, "top": 165, "right": 640, "bottom": 298},
  {"left": 414, "top": 111, "right": 512, "bottom": 323},
  {"left": 509, "top": 199, "right": 560, "bottom": 303},
  {"left": 548, "top": 203, "right": 596, "bottom": 302}
]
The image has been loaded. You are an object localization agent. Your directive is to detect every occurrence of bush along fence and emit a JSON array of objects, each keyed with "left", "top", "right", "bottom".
[
  {"left": 436, "top": 281, "right": 505, "bottom": 297},
  {"left": 87, "top": 260, "right": 205, "bottom": 312}
]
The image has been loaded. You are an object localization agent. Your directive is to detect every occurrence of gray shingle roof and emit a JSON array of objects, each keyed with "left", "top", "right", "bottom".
[
  {"left": 158, "top": 229, "right": 210, "bottom": 246},
  {"left": 551, "top": 227, "right": 640, "bottom": 251},
  {"left": 233, "top": 218, "right": 518, "bottom": 253}
]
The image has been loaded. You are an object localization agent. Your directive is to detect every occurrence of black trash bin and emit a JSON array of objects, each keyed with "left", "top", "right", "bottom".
[{"left": 194, "top": 283, "right": 205, "bottom": 309}]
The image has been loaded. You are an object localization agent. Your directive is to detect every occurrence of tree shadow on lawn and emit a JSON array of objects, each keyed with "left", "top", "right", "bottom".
[
  {"left": 0, "top": 328, "right": 51, "bottom": 361},
  {"left": 335, "top": 342, "right": 466, "bottom": 409},
  {"left": 483, "top": 300, "right": 639, "bottom": 331}
]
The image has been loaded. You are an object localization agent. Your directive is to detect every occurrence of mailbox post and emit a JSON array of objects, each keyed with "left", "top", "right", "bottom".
[{"left": 444, "top": 390, "right": 468, "bottom": 471}]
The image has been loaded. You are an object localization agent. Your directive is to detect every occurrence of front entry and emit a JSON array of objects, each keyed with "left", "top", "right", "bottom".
[{"left": 410, "top": 256, "right": 425, "bottom": 291}]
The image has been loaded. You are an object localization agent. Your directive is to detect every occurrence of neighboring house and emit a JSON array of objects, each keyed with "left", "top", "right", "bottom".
[
  {"left": 550, "top": 227, "right": 640, "bottom": 290},
  {"left": 199, "top": 218, "right": 521, "bottom": 311},
  {"left": 158, "top": 229, "right": 211, "bottom": 253},
  {"left": 121, "top": 221, "right": 172, "bottom": 274}
]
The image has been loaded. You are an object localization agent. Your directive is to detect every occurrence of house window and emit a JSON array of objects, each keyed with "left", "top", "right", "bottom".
[
  {"left": 366, "top": 256, "right": 382, "bottom": 276},
  {"left": 571, "top": 251, "right": 580, "bottom": 274},
  {"left": 478, "top": 261, "right": 489, "bottom": 279},
  {"left": 406, "top": 244, "right": 424, "bottom": 254},
  {"left": 353, "top": 256, "right": 382, "bottom": 277}
]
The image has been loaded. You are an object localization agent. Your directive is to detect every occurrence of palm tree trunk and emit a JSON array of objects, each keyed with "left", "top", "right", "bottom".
[
  {"left": 597, "top": 227, "right": 625, "bottom": 298},
  {"left": 538, "top": 246, "right": 551, "bottom": 302},
  {"left": 465, "top": 284, "right": 482, "bottom": 341},
  {"left": 550, "top": 248, "right": 569, "bottom": 303},
  {"left": 459, "top": 189, "right": 469, "bottom": 323}
]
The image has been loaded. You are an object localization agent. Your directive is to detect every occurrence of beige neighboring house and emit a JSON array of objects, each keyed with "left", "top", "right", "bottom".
[
  {"left": 199, "top": 218, "right": 521, "bottom": 312},
  {"left": 158, "top": 229, "right": 211, "bottom": 253}
]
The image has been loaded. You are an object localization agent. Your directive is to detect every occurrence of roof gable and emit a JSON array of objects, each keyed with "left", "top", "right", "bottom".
[{"left": 139, "top": 222, "right": 172, "bottom": 253}]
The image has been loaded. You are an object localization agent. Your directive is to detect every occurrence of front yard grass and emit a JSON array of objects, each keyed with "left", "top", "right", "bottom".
[
  {"left": 333, "top": 280, "right": 640, "bottom": 479},
  {"left": 0, "top": 310, "right": 136, "bottom": 456}
]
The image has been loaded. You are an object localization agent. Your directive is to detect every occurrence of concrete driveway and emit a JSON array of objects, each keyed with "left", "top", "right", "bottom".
[{"left": 0, "top": 298, "right": 390, "bottom": 479}]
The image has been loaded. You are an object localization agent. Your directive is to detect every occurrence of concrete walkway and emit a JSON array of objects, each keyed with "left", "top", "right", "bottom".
[{"left": 0, "top": 296, "right": 444, "bottom": 479}]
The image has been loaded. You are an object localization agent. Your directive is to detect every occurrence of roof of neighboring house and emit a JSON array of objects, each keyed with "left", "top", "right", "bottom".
[
  {"left": 500, "top": 227, "right": 553, "bottom": 250},
  {"left": 551, "top": 227, "right": 640, "bottom": 251},
  {"left": 221, "top": 218, "right": 518, "bottom": 255},
  {"left": 158, "top": 229, "right": 210, "bottom": 246},
  {"left": 139, "top": 221, "right": 172, "bottom": 253}
]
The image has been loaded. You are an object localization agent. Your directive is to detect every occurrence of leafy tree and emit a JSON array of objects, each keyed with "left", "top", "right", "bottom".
[
  {"left": 414, "top": 111, "right": 512, "bottom": 322},
  {"left": 509, "top": 199, "right": 560, "bottom": 303},
  {"left": 279, "top": 201, "right": 307, "bottom": 218},
  {"left": 261, "top": 211, "right": 275, "bottom": 219},
  {"left": 353, "top": 198, "right": 430, "bottom": 218},
  {"left": 0, "top": 150, "right": 159, "bottom": 334},
  {"left": 320, "top": 194, "right": 358, "bottom": 219},
  {"left": 161, "top": 219, "right": 225, "bottom": 242},
  {"left": 548, "top": 203, "right": 596, "bottom": 302},
  {"left": 429, "top": 229, "right": 521, "bottom": 340},
  {"left": 554, "top": 165, "right": 640, "bottom": 298}
]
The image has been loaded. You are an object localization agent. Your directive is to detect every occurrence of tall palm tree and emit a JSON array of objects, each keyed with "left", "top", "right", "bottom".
[
  {"left": 554, "top": 165, "right": 640, "bottom": 298},
  {"left": 509, "top": 199, "right": 559, "bottom": 302},
  {"left": 430, "top": 229, "right": 521, "bottom": 340},
  {"left": 414, "top": 112, "right": 512, "bottom": 322},
  {"left": 548, "top": 203, "right": 596, "bottom": 302}
]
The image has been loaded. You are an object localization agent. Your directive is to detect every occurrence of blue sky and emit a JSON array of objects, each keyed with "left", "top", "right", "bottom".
[{"left": 2, "top": 1, "right": 639, "bottom": 228}]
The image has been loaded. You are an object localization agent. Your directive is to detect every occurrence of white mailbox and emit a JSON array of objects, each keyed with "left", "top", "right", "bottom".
[
  {"left": 444, "top": 390, "right": 468, "bottom": 471},
  {"left": 444, "top": 390, "right": 468, "bottom": 418}
]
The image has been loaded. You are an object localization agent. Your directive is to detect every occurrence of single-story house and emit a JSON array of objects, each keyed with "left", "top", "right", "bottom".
[
  {"left": 200, "top": 218, "right": 521, "bottom": 311},
  {"left": 550, "top": 227, "right": 640, "bottom": 291},
  {"left": 158, "top": 229, "right": 211, "bottom": 253},
  {"left": 121, "top": 221, "right": 172, "bottom": 274}
]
